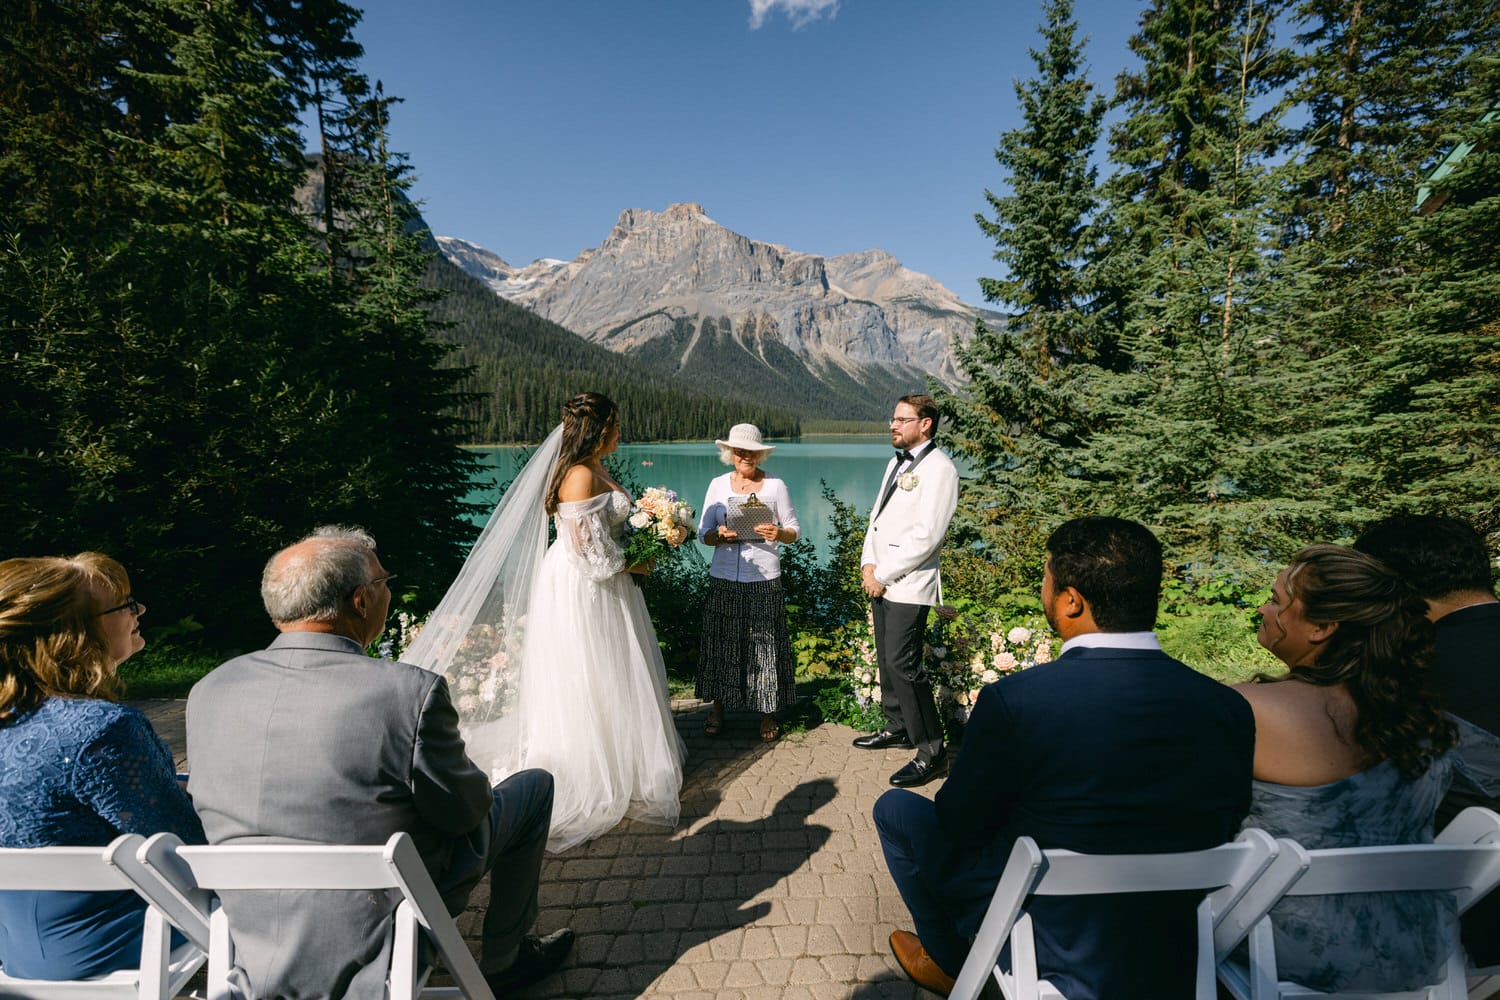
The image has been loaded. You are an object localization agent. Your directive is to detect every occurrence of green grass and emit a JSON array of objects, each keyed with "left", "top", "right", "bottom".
[
  {"left": 117, "top": 642, "right": 224, "bottom": 700},
  {"left": 1159, "top": 604, "right": 1281, "bottom": 685}
]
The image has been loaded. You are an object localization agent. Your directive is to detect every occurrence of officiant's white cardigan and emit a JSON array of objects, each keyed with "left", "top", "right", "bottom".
[
  {"left": 697, "top": 474, "right": 800, "bottom": 583},
  {"left": 861, "top": 445, "right": 959, "bottom": 606}
]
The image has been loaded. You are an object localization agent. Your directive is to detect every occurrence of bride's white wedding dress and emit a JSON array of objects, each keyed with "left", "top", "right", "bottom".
[
  {"left": 520, "top": 489, "right": 685, "bottom": 851},
  {"left": 403, "top": 425, "right": 685, "bottom": 854}
]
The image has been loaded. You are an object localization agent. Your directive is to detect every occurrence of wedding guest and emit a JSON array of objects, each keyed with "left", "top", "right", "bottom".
[
  {"left": 0, "top": 554, "right": 204, "bottom": 981},
  {"left": 1236, "top": 544, "right": 1459, "bottom": 992},
  {"left": 874, "top": 517, "right": 1254, "bottom": 999},
  {"left": 1355, "top": 513, "right": 1500, "bottom": 966},
  {"left": 187, "top": 527, "right": 571, "bottom": 999},
  {"left": 696, "top": 423, "right": 801, "bottom": 742},
  {"left": 852, "top": 394, "right": 960, "bottom": 788}
]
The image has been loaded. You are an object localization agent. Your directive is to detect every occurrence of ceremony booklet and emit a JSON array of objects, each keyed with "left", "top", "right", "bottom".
[{"left": 725, "top": 493, "right": 777, "bottom": 536}]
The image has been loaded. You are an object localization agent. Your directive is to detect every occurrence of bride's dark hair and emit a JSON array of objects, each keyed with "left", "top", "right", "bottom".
[{"left": 545, "top": 392, "right": 618, "bottom": 514}]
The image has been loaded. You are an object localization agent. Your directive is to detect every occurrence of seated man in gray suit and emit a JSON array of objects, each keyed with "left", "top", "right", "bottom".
[{"left": 187, "top": 525, "right": 571, "bottom": 999}]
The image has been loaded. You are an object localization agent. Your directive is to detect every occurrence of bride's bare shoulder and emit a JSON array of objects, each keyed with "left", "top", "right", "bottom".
[{"left": 557, "top": 463, "right": 605, "bottom": 504}]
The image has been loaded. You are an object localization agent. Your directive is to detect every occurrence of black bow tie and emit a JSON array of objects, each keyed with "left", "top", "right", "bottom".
[{"left": 895, "top": 449, "right": 913, "bottom": 463}]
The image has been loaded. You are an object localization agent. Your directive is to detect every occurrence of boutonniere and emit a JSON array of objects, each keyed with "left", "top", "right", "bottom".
[{"left": 898, "top": 473, "right": 920, "bottom": 491}]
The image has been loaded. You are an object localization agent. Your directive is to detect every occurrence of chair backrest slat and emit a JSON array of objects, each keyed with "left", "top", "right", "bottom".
[
  {"left": 172, "top": 845, "right": 403, "bottom": 891},
  {"left": 0, "top": 847, "right": 130, "bottom": 891},
  {"left": 1287, "top": 843, "right": 1500, "bottom": 896}
]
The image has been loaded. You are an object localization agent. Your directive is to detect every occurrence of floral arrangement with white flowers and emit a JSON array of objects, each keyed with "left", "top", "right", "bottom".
[
  {"left": 623, "top": 485, "right": 696, "bottom": 567},
  {"left": 380, "top": 608, "right": 522, "bottom": 725},
  {"left": 928, "top": 609, "right": 1054, "bottom": 724},
  {"left": 812, "top": 601, "right": 1056, "bottom": 735}
]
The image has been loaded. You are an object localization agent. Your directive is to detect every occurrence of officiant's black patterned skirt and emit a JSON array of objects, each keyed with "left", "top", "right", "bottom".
[{"left": 696, "top": 576, "right": 796, "bottom": 713}]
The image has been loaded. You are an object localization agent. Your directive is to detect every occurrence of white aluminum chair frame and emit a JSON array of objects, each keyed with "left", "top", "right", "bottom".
[
  {"left": 0, "top": 834, "right": 207, "bottom": 1000},
  {"left": 948, "top": 827, "right": 1288, "bottom": 1000},
  {"left": 134, "top": 831, "right": 493, "bottom": 1000},
  {"left": 1216, "top": 807, "right": 1500, "bottom": 1000}
]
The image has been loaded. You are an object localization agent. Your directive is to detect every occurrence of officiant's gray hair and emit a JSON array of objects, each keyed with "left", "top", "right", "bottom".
[{"left": 261, "top": 525, "right": 378, "bottom": 624}]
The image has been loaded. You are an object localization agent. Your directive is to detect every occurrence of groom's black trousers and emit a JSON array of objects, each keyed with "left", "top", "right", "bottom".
[{"left": 873, "top": 596, "right": 944, "bottom": 759}]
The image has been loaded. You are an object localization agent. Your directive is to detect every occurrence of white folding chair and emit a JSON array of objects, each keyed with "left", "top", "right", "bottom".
[
  {"left": 0, "top": 834, "right": 207, "bottom": 1000},
  {"left": 1217, "top": 807, "right": 1500, "bottom": 1000},
  {"left": 949, "top": 827, "right": 1289, "bottom": 1000},
  {"left": 135, "top": 831, "right": 493, "bottom": 1000}
]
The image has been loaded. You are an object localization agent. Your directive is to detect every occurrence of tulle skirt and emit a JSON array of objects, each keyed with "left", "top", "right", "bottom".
[{"left": 513, "top": 544, "right": 685, "bottom": 853}]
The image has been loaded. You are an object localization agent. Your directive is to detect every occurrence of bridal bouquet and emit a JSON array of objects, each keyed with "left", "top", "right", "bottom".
[{"left": 623, "top": 486, "right": 695, "bottom": 567}]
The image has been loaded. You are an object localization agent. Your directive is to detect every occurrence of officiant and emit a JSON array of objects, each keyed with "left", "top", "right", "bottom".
[{"left": 696, "top": 423, "right": 801, "bottom": 742}]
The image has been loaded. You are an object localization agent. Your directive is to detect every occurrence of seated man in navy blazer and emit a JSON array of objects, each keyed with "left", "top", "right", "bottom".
[{"left": 873, "top": 516, "right": 1255, "bottom": 999}]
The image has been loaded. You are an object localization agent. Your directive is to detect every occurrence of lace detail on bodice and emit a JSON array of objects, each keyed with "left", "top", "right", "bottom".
[
  {"left": 0, "top": 698, "right": 205, "bottom": 847},
  {"left": 554, "top": 490, "right": 630, "bottom": 581}
]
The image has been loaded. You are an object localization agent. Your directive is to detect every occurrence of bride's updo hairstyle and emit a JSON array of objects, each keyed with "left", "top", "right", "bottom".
[
  {"left": 546, "top": 392, "right": 619, "bottom": 514},
  {"left": 1264, "top": 544, "right": 1455, "bottom": 779}
]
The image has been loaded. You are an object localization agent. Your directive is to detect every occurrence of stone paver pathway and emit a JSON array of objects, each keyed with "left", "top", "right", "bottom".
[{"left": 139, "top": 699, "right": 943, "bottom": 999}]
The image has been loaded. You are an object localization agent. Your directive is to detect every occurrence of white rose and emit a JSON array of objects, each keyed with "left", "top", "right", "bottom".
[
  {"left": 629, "top": 511, "right": 651, "bottom": 529},
  {"left": 981, "top": 669, "right": 999, "bottom": 684},
  {"left": 1007, "top": 626, "right": 1032, "bottom": 644},
  {"left": 994, "top": 652, "right": 1017, "bottom": 671}
]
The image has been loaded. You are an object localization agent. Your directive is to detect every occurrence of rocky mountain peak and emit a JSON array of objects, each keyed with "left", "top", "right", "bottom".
[{"left": 438, "top": 204, "right": 988, "bottom": 418}]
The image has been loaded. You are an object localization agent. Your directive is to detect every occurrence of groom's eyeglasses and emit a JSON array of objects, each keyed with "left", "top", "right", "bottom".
[{"left": 890, "top": 416, "right": 920, "bottom": 425}]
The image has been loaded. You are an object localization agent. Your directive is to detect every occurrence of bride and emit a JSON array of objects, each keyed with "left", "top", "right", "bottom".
[{"left": 405, "top": 392, "right": 685, "bottom": 852}]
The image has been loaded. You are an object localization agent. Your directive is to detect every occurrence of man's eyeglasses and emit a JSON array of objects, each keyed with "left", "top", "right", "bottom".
[
  {"left": 349, "top": 573, "right": 397, "bottom": 599},
  {"left": 98, "top": 597, "right": 144, "bottom": 617},
  {"left": 890, "top": 416, "right": 921, "bottom": 425}
]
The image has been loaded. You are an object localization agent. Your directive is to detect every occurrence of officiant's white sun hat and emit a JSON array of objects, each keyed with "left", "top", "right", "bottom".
[{"left": 715, "top": 423, "right": 774, "bottom": 463}]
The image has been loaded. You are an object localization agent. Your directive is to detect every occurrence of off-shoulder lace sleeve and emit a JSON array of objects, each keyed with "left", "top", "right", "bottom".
[
  {"left": 73, "top": 709, "right": 207, "bottom": 843},
  {"left": 557, "top": 495, "right": 627, "bottom": 581}
]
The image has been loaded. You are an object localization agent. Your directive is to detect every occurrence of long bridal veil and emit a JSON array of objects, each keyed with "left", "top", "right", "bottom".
[{"left": 403, "top": 424, "right": 563, "bottom": 781}]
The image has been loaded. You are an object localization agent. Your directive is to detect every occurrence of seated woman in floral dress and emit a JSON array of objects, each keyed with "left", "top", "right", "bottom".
[
  {"left": 0, "top": 553, "right": 205, "bottom": 981},
  {"left": 1235, "top": 544, "right": 1458, "bottom": 992}
]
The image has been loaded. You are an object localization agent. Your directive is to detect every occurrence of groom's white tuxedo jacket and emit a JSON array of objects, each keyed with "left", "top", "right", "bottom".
[{"left": 861, "top": 443, "right": 960, "bottom": 606}]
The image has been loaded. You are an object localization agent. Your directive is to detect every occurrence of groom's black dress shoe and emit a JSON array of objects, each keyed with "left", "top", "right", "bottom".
[
  {"left": 889, "top": 750, "right": 947, "bottom": 788},
  {"left": 852, "top": 729, "right": 913, "bottom": 750},
  {"left": 484, "top": 928, "right": 574, "bottom": 996}
]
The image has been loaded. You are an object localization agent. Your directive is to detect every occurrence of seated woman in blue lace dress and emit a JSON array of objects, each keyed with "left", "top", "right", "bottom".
[
  {"left": 0, "top": 553, "right": 205, "bottom": 981},
  {"left": 1234, "top": 544, "right": 1459, "bottom": 992}
]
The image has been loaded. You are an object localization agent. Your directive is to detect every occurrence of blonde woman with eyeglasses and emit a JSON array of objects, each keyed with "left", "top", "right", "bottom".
[{"left": 0, "top": 553, "right": 204, "bottom": 981}]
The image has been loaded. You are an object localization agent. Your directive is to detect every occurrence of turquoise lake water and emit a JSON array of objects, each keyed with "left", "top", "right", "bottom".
[{"left": 462, "top": 436, "right": 904, "bottom": 558}]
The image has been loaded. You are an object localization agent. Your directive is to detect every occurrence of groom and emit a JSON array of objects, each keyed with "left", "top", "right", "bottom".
[{"left": 854, "top": 393, "right": 960, "bottom": 787}]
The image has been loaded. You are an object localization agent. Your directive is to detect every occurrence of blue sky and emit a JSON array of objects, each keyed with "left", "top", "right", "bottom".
[{"left": 336, "top": 0, "right": 1145, "bottom": 304}]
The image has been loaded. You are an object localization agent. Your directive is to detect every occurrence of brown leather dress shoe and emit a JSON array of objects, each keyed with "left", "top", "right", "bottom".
[{"left": 889, "top": 929, "right": 956, "bottom": 997}]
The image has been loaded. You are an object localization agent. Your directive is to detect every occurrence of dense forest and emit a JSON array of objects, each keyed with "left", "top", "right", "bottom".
[
  {"left": 2, "top": 0, "right": 480, "bottom": 642},
  {"left": 941, "top": 0, "right": 1500, "bottom": 591}
]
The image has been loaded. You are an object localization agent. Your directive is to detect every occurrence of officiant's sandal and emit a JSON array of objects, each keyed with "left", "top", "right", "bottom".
[{"left": 760, "top": 715, "right": 780, "bottom": 742}]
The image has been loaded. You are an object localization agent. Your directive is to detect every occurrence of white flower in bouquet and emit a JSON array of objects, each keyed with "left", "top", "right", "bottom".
[
  {"left": 981, "top": 669, "right": 999, "bottom": 684},
  {"left": 623, "top": 486, "right": 696, "bottom": 566},
  {"left": 957, "top": 690, "right": 971, "bottom": 706},
  {"left": 993, "top": 651, "right": 1018, "bottom": 671},
  {"left": 968, "top": 688, "right": 981, "bottom": 705},
  {"left": 1007, "top": 626, "right": 1032, "bottom": 645},
  {"left": 931, "top": 645, "right": 947, "bottom": 660},
  {"left": 989, "top": 631, "right": 1003, "bottom": 650},
  {"left": 1034, "top": 643, "right": 1054, "bottom": 664},
  {"left": 860, "top": 671, "right": 873, "bottom": 684}
]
